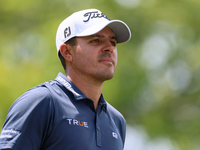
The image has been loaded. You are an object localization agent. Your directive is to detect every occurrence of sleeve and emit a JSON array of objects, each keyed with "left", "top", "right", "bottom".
[
  {"left": 0, "top": 86, "right": 55, "bottom": 150},
  {"left": 115, "top": 112, "right": 126, "bottom": 148},
  {"left": 121, "top": 116, "right": 126, "bottom": 148}
]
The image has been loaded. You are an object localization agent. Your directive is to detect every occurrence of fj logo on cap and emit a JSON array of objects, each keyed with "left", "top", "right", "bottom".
[
  {"left": 64, "top": 26, "right": 71, "bottom": 38},
  {"left": 83, "top": 11, "right": 110, "bottom": 22}
]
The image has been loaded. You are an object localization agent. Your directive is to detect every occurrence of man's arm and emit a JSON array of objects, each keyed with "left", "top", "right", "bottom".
[{"left": 0, "top": 87, "right": 55, "bottom": 149}]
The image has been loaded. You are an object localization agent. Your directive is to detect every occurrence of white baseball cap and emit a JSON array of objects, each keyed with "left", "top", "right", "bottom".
[{"left": 56, "top": 9, "right": 131, "bottom": 54}]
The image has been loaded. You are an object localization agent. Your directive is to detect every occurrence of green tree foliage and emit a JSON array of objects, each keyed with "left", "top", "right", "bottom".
[{"left": 0, "top": 0, "right": 200, "bottom": 149}]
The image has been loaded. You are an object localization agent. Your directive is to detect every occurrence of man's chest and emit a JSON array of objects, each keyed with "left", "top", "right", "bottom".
[{"left": 43, "top": 102, "right": 124, "bottom": 150}]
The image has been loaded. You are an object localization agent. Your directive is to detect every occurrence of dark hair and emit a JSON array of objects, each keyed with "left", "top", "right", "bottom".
[{"left": 58, "top": 37, "right": 77, "bottom": 70}]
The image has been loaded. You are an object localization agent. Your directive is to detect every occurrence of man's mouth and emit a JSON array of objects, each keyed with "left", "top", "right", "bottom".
[{"left": 98, "top": 57, "right": 114, "bottom": 65}]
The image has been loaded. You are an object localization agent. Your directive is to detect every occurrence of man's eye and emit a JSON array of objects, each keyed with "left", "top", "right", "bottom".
[
  {"left": 91, "top": 39, "right": 100, "bottom": 43},
  {"left": 111, "top": 41, "right": 116, "bottom": 46}
]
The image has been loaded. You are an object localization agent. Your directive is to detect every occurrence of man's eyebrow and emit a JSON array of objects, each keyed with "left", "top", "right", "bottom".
[
  {"left": 90, "top": 34, "right": 104, "bottom": 38},
  {"left": 110, "top": 36, "right": 117, "bottom": 41},
  {"left": 89, "top": 34, "right": 117, "bottom": 40}
]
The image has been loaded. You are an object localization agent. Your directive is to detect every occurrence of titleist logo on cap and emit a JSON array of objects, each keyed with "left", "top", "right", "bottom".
[{"left": 83, "top": 11, "right": 110, "bottom": 22}]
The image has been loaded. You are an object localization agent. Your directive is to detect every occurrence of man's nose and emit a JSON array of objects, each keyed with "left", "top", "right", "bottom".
[{"left": 101, "top": 41, "right": 115, "bottom": 53}]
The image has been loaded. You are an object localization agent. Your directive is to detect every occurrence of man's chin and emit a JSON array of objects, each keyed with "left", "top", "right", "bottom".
[{"left": 97, "top": 71, "right": 115, "bottom": 82}]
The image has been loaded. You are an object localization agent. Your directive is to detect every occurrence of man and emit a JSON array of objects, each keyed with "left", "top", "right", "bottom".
[{"left": 0, "top": 8, "right": 131, "bottom": 150}]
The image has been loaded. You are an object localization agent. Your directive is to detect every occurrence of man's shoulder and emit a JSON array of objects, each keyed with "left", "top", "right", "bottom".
[
  {"left": 19, "top": 82, "right": 53, "bottom": 101},
  {"left": 19, "top": 80, "right": 61, "bottom": 100},
  {"left": 9, "top": 81, "right": 58, "bottom": 111}
]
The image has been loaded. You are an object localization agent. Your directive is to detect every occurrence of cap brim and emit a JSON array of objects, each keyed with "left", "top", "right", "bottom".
[{"left": 76, "top": 20, "right": 131, "bottom": 43}]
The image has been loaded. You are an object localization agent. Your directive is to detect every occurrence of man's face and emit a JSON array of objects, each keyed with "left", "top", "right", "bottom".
[{"left": 70, "top": 26, "right": 118, "bottom": 83}]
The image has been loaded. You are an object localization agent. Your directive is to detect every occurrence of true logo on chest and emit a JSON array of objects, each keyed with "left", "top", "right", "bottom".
[{"left": 67, "top": 118, "right": 89, "bottom": 128}]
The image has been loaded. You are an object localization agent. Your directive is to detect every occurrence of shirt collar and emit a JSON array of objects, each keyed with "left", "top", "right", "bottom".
[
  {"left": 55, "top": 73, "right": 107, "bottom": 112},
  {"left": 55, "top": 72, "right": 87, "bottom": 100},
  {"left": 98, "top": 94, "right": 107, "bottom": 113}
]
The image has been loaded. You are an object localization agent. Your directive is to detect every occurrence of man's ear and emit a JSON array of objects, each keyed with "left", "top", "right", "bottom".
[{"left": 60, "top": 43, "right": 73, "bottom": 62}]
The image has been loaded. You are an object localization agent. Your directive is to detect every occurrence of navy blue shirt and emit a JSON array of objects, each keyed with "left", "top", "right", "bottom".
[{"left": 0, "top": 73, "right": 126, "bottom": 150}]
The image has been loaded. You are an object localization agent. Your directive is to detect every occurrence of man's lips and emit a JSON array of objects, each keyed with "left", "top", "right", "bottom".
[
  {"left": 98, "top": 53, "right": 115, "bottom": 65},
  {"left": 98, "top": 57, "right": 114, "bottom": 65}
]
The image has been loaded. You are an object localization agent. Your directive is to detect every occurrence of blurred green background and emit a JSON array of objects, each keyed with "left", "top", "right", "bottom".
[{"left": 0, "top": 0, "right": 200, "bottom": 149}]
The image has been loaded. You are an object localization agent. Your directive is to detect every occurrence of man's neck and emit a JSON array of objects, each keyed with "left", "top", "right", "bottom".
[{"left": 66, "top": 72, "right": 104, "bottom": 110}]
